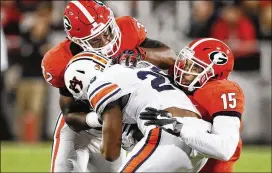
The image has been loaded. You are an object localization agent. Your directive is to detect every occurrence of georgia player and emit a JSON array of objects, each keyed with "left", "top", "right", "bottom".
[
  {"left": 140, "top": 38, "right": 245, "bottom": 173},
  {"left": 41, "top": 0, "right": 176, "bottom": 172}
]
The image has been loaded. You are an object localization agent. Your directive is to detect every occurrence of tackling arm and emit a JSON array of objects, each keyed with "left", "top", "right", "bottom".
[
  {"left": 180, "top": 116, "right": 240, "bottom": 161},
  {"left": 59, "top": 87, "right": 102, "bottom": 132},
  {"left": 140, "top": 38, "right": 177, "bottom": 70},
  {"left": 100, "top": 101, "right": 123, "bottom": 162},
  {"left": 59, "top": 94, "right": 90, "bottom": 132}
]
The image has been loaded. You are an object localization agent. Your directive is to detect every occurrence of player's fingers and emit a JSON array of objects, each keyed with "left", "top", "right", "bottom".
[
  {"left": 139, "top": 111, "right": 159, "bottom": 118},
  {"left": 132, "top": 57, "right": 138, "bottom": 67},
  {"left": 125, "top": 55, "right": 130, "bottom": 66},
  {"left": 144, "top": 120, "right": 159, "bottom": 126},
  {"left": 139, "top": 114, "right": 158, "bottom": 120},
  {"left": 145, "top": 107, "right": 158, "bottom": 112}
]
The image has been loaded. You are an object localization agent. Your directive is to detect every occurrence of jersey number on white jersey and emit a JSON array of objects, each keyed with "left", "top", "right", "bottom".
[{"left": 137, "top": 67, "right": 175, "bottom": 92}]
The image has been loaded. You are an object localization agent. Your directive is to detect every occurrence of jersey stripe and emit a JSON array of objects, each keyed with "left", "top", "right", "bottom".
[
  {"left": 96, "top": 88, "right": 121, "bottom": 112},
  {"left": 70, "top": 1, "right": 98, "bottom": 27},
  {"left": 120, "top": 128, "right": 162, "bottom": 172},
  {"left": 88, "top": 82, "right": 112, "bottom": 100},
  {"left": 51, "top": 113, "right": 65, "bottom": 172},
  {"left": 89, "top": 84, "right": 120, "bottom": 109}
]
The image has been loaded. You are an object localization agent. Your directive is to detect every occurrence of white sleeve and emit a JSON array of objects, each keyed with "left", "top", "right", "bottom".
[
  {"left": 179, "top": 116, "right": 240, "bottom": 161},
  {"left": 1, "top": 28, "right": 8, "bottom": 72},
  {"left": 87, "top": 80, "right": 122, "bottom": 115}
]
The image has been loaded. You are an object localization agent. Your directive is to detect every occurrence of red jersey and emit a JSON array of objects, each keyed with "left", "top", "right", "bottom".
[
  {"left": 188, "top": 80, "right": 245, "bottom": 173},
  {"left": 41, "top": 16, "right": 146, "bottom": 88}
]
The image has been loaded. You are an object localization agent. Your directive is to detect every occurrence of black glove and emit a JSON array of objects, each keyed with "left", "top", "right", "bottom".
[
  {"left": 139, "top": 107, "right": 182, "bottom": 137},
  {"left": 139, "top": 107, "right": 172, "bottom": 120},
  {"left": 112, "top": 48, "right": 147, "bottom": 67}
]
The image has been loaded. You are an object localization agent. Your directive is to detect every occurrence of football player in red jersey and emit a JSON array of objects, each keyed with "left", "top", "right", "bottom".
[
  {"left": 140, "top": 38, "right": 245, "bottom": 173},
  {"left": 41, "top": 0, "right": 177, "bottom": 172}
]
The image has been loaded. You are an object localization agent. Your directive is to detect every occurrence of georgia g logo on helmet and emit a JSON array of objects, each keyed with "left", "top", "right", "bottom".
[
  {"left": 209, "top": 51, "right": 228, "bottom": 65},
  {"left": 64, "top": 16, "right": 72, "bottom": 31}
]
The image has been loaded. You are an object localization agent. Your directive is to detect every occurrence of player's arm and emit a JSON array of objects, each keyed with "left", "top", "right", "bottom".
[
  {"left": 180, "top": 87, "right": 244, "bottom": 161},
  {"left": 140, "top": 38, "right": 177, "bottom": 70},
  {"left": 59, "top": 88, "right": 101, "bottom": 132},
  {"left": 86, "top": 80, "right": 124, "bottom": 161},
  {"left": 180, "top": 115, "right": 240, "bottom": 161},
  {"left": 100, "top": 100, "right": 123, "bottom": 162},
  {"left": 129, "top": 17, "right": 176, "bottom": 69}
]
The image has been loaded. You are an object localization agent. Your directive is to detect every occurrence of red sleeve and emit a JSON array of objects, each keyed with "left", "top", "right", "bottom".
[
  {"left": 41, "top": 41, "right": 72, "bottom": 88},
  {"left": 194, "top": 81, "right": 245, "bottom": 119}
]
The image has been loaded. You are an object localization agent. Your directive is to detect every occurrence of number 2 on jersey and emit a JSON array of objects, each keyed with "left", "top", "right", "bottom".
[
  {"left": 41, "top": 65, "right": 53, "bottom": 85},
  {"left": 137, "top": 67, "right": 175, "bottom": 92},
  {"left": 221, "top": 93, "right": 236, "bottom": 109}
]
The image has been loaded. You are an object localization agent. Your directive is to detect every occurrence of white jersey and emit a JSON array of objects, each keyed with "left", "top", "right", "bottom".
[
  {"left": 86, "top": 62, "right": 207, "bottom": 172},
  {"left": 87, "top": 62, "right": 199, "bottom": 134}
]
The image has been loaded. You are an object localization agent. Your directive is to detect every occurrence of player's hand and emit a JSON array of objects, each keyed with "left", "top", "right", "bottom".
[
  {"left": 139, "top": 107, "right": 172, "bottom": 120},
  {"left": 139, "top": 107, "right": 182, "bottom": 137},
  {"left": 140, "top": 107, "right": 174, "bottom": 126},
  {"left": 121, "top": 124, "right": 138, "bottom": 151},
  {"left": 112, "top": 47, "right": 147, "bottom": 67}
]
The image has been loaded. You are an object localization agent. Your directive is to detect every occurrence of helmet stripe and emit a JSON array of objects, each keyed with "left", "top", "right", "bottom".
[
  {"left": 70, "top": 1, "right": 98, "bottom": 27},
  {"left": 190, "top": 38, "right": 231, "bottom": 50}
]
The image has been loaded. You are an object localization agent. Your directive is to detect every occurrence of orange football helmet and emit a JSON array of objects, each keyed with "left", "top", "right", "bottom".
[
  {"left": 174, "top": 38, "right": 234, "bottom": 91},
  {"left": 63, "top": 0, "right": 121, "bottom": 57}
]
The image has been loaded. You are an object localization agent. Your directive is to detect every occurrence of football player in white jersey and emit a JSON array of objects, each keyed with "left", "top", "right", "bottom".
[{"left": 64, "top": 51, "right": 211, "bottom": 172}]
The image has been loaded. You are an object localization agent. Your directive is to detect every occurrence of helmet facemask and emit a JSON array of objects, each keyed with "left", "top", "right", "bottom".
[
  {"left": 174, "top": 47, "right": 215, "bottom": 91},
  {"left": 70, "top": 10, "right": 121, "bottom": 59}
]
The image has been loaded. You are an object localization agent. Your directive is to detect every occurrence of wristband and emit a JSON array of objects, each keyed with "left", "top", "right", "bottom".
[{"left": 86, "top": 112, "right": 102, "bottom": 128}]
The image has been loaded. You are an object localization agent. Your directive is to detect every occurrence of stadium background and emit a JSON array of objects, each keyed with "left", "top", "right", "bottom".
[{"left": 1, "top": 0, "right": 271, "bottom": 172}]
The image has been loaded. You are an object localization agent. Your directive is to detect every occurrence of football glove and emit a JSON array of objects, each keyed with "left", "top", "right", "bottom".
[
  {"left": 139, "top": 107, "right": 182, "bottom": 137},
  {"left": 121, "top": 124, "right": 139, "bottom": 151},
  {"left": 112, "top": 47, "right": 147, "bottom": 67}
]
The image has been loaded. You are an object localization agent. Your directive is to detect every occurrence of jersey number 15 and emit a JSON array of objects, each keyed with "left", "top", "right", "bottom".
[{"left": 221, "top": 93, "right": 236, "bottom": 109}]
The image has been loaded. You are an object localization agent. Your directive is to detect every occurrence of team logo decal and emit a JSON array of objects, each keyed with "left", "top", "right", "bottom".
[
  {"left": 209, "top": 51, "right": 228, "bottom": 65},
  {"left": 64, "top": 16, "right": 72, "bottom": 31},
  {"left": 69, "top": 76, "right": 83, "bottom": 93}
]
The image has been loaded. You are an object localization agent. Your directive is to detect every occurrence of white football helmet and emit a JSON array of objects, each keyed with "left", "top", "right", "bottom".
[{"left": 64, "top": 51, "right": 109, "bottom": 99}]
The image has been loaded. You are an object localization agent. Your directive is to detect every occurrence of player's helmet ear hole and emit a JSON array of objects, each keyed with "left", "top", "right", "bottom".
[
  {"left": 77, "top": 28, "right": 80, "bottom": 31},
  {"left": 76, "top": 70, "right": 85, "bottom": 74}
]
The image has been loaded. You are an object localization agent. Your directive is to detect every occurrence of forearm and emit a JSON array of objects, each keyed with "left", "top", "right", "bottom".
[
  {"left": 180, "top": 116, "right": 240, "bottom": 161},
  {"left": 144, "top": 47, "right": 176, "bottom": 69},
  {"left": 59, "top": 94, "right": 95, "bottom": 132},
  {"left": 64, "top": 112, "right": 90, "bottom": 132},
  {"left": 101, "top": 103, "right": 122, "bottom": 162},
  {"left": 140, "top": 38, "right": 176, "bottom": 69}
]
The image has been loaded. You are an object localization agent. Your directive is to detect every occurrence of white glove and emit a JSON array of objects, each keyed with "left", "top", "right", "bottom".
[{"left": 121, "top": 124, "right": 137, "bottom": 152}]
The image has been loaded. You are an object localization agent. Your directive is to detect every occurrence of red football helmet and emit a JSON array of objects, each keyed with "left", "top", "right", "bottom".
[
  {"left": 174, "top": 38, "right": 234, "bottom": 91},
  {"left": 63, "top": 0, "right": 121, "bottom": 57}
]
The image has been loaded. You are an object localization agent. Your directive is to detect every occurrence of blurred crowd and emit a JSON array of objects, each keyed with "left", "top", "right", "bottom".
[{"left": 1, "top": 0, "right": 271, "bottom": 142}]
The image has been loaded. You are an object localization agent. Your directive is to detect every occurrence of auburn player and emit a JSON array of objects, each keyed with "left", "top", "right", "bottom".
[
  {"left": 41, "top": 0, "right": 176, "bottom": 172},
  {"left": 140, "top": 38, "right": 245, "bottom": 173},
  {"left": 63, "top": 51, "right": 210, "bottom": 172}
]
